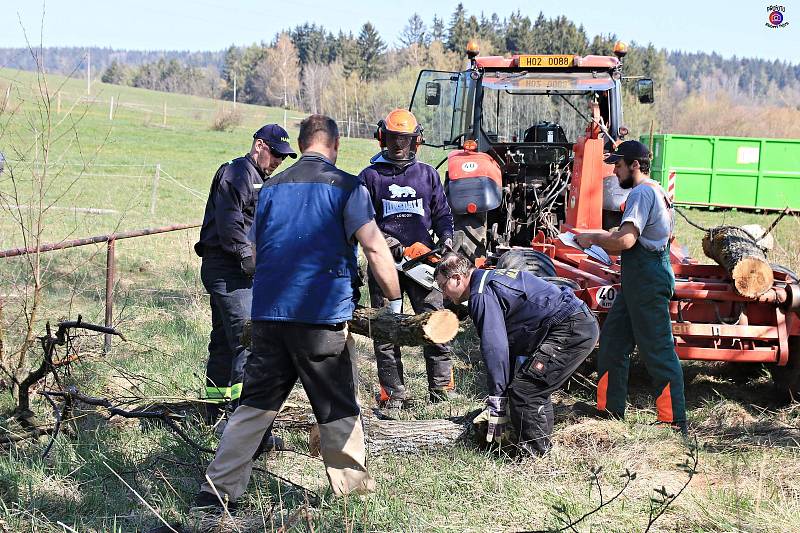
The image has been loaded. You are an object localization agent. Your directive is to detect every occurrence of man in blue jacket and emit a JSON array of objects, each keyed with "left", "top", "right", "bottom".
[
  {"left": 195, "top": 124, "right": 296, "bottom": 419},
  {"left": 435, "top": 252, "right": 599, "bottom": 455},
  {"left": 359, "top": 109, "right": 455, "bottom": 407},
  {"left": 195, "top": 115, "right": 401, "bottom": 508}
]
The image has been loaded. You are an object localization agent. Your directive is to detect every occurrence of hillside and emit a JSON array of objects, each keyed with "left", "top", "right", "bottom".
[
  {"left": 0, "top": 68, "right": 799, "bottom": 532},
  {"left": 0, "top": 66, "right": 382, "bottom": 244}
]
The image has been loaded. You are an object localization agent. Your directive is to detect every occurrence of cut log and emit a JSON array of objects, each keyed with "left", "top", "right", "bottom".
[
  {"left": 348, "top": 307, "right": 459, "bottom": 346},
  {"left": 240, "top": 307, "right": 459, "bottom": 349},
  {"left": 702, "top": 226, "right": 774, "bottom": 298}
]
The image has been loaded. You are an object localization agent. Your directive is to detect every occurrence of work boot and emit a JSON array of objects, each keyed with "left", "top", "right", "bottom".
[
  {"left": 202, "top": 403, "right": 224, "bottom": 425},
  {"left": 571, "top": 400, "right": 624, "bottom": 420},
  {"left": 191, "top": 490, "right": 238, "bottom": 513},
  {"left": 376, "top": 385, "right": 414, "bottom": 409},
  {"left": 513, "top": 440, "right": 549, "bottom": 459},
  {"left": 253, "top": 433, "right": 285, "bottom": 460},
  {"left": 429, "top": 387, "right": 459, "bottom": 403},
  {"left": 658, "top": 420, "right": 689, "bottom": 438}
]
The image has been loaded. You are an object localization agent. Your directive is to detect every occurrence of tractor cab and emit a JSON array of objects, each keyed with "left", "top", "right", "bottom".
[
  {"left": 408, "top": 42, "right": 800, "bottom": 403},
  {"left": 409, "top": 42, "right": 655, "bottom": 258}
]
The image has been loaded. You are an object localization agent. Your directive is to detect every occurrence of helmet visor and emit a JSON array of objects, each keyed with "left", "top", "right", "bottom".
[{"left": 384, "top": 132, "right": 415, "bottom": 160}]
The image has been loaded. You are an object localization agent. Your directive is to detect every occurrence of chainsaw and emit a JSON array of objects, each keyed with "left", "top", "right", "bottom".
[{"left": 393, "top": 242, "right": 442, "bottom": 291}]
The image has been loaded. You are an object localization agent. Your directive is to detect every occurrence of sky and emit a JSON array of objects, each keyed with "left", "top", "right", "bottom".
[{"left": 1, "top": 0, "right": 798, "bottom": 63}]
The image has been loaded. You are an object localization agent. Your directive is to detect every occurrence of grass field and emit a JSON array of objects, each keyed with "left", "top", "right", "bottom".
[{"left": 1, "top": 67, "right": 800, "bottom": 532}]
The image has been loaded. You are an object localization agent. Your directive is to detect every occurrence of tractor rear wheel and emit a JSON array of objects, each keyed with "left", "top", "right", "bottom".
[
  {"left": 496, "top": 248, "right": 557, "bottom": 277},
  {"left": 768, "top": 263, "right": 800, "bottom": 402},
  {"left": 453, "top": 213, "right": 487, "bottom": 260},
  {"left": 769, "top": 336, "right": 800, "bottom": 403},
  {"left": 541, "top": 276, "right": 580, "bottom": 290}
]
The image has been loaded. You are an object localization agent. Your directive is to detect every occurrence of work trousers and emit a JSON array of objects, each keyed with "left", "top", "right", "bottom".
[
  {"left": 368, "top": 270, "right": 453, "bottom": 397},
  {"left": 200, "top": 321, "right": 374, "bottom": 500},
  {"left": 200, "top": 252, "right": 251, "bottom": 406},
  {"left": 509, "top": 306, "right": 599, "bottom": 454},
  {"left": 596, "top": 243, "right": 687, "bottom": 425}
]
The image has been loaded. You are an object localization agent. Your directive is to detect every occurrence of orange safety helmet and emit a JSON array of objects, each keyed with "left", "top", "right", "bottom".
[{"left": 374, "top": 109, "right": 424, "bottom": 148}]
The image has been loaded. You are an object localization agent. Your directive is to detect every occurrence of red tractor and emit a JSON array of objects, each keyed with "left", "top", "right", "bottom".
[{"left": 409, "top": 41, "right": 800, "bottom": 399}]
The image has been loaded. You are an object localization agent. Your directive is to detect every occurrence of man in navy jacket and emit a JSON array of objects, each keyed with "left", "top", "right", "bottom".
[
  {"left": 435, "top": 252, "right": 599, "bottom": 455},
  {"left": 359, "top": 109, "right": 455, "bottom": 406},
  {"left": 195, "top": 124, "right": 296, "bottom": 418}
]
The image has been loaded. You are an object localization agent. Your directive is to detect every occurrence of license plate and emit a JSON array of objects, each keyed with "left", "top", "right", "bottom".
[{"left": 518, "top": 55, "right": 574, "bottom": 68}]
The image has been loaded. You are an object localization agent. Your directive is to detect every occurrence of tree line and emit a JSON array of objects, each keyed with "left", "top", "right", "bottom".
[{"left": 2, "top": 4, "right": 799, "bottom": 137}]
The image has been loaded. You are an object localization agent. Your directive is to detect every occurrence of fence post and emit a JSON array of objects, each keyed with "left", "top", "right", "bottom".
[
  {"left": 150, "top": 163, "right": 161, "bottom": 215},
  {"left": 2, "top": 85, "right": 10, "bottom": 113},
  {"left": 109, "top": 96, "right": 114, "bottom": 121},
  {"left": 104, "top": 238, "right": 116, "bottom": 353},
  {"left": 162, "top": 101, "right": 167, "bottom": 127}
]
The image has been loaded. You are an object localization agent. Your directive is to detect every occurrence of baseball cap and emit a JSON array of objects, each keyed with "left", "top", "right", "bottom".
[
  {"left": 604, "top": 140, "right": 650, "bottom": 164},
  {"left": 253, "top": 124, "right": 297, "bottom": 159}
]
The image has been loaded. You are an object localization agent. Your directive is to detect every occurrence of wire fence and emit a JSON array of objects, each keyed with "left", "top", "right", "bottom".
[
  {"left": 0, "top": 76, "right": 377, "bottom": 136},
  {"left": 1, "top": 159, "right": 206, "bottom": 215}
]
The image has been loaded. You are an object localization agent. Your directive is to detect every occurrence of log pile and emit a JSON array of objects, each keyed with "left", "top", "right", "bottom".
[
  {"left": 702, "top": 226, "right": 773, "bottom": 298},
  {"left": 241, "top": 307, "right": 460, "bottom": 348}
]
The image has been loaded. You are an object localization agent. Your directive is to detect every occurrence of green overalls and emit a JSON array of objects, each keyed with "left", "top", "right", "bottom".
[{"left": 596, "top": 241, "right": 686, "bottom": 426}]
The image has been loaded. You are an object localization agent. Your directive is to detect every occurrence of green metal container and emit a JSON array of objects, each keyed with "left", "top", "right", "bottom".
[{"left": 640, "top": 133, "right": 800, "bottom": 210}]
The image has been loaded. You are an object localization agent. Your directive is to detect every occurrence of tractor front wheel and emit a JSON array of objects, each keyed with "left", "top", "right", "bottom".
[
  {"left": 453, "top": 212, "right": 487, "bottom": 260},
  {"left": 496, "top": 248, "right": 557, "bottom": 278}
]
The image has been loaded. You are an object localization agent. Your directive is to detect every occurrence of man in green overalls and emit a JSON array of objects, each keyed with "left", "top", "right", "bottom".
[{"left": 576, "top": 140, "right": 686, "bottom": 434}]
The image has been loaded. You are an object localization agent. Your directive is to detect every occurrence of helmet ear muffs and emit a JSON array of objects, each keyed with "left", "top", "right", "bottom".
[{"left": 375, "top": 120, "right": 386, "bottom": 147}]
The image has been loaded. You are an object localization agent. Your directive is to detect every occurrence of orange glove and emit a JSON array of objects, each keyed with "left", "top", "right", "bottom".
[{"left": 403, "top": 242, "right": 431, "bottom": 260}]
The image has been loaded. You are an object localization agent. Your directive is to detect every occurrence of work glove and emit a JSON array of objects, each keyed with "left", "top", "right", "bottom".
[
  {"left": 240, "top": 255, "right": 256, "bottom": 278},
  {"left": 384, "top": 235, "right": 404, "bottom": 263},
  {"left": 484, "top": 395, "right": 509, "bottom": 444},
  {"left": 441, "top": 237, "right": 454, "bottom": 252},
  {"left": 388, "top": 298, "right": 403, "bottom": 314}
]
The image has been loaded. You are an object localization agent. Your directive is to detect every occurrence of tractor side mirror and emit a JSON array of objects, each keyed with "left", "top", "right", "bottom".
[
  {"left": 425, "top": 82, "right": 441, "bottom": 106},
  {"left": 637, "top": 79, "right": 655, "bottom": 104}
]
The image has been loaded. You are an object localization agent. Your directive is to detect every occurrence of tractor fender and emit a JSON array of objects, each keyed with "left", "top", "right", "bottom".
[
  {"left": 446, "top": 149, "right": 502, "bottom": 214},
  {"left": 447, "top": 149, "right": 502, "bottom": 184}
]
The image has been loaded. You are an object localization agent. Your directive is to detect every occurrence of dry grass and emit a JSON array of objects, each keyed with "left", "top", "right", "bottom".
[{"left": 1, "top": 67, "right": 799, "bottom": 532}]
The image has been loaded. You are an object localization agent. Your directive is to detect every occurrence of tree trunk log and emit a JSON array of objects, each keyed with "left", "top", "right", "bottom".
[
  {"left": 302, "top": 411, "right": 476, "bottom": 456},
  {"left": 241, "top": 307, "right": 459, "bottom": 349},
  {"left": 362, "top": 415, "right": 472, "bottom": 454},
  {"left": 347, "top": 307, "right": 459, "bottom": 345},
  {"left": 702, "top": 226, "right": 774, "bottom": 298}
]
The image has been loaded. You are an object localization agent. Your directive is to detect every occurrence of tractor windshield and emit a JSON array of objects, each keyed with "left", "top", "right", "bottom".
[
  {"left": 410, "top": 70, "right": 475, "bottom": 148},
  {"left": 480, "top": 71, "right": 615, "bottom": 143}
]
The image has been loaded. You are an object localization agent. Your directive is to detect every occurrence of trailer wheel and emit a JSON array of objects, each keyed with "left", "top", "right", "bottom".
[
  {"left": 496, "top": 249, "right": 557, "bottom": 277},
  {"left": 771, "top": 263, "right": 799, "bottom": 283},
  {"left": 453, "top": 213, "right": 487, "bottom": 260},
  {"left": 769, "top": 336, "right": 800, "bottom": 403}
]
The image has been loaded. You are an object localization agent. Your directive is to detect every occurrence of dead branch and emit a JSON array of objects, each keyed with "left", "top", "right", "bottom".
[
  {"left": 14, "top": 318, "right": 123, "bottom": 417},
  {"left": 40, "top": 385, "right": 215, "bottom": 454}
]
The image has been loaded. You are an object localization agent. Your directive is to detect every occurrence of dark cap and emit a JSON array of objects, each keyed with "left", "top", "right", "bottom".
[
  {"left": 253, "top": 124, "right": 297, "bottom": 159},
  {"left": 604, "top": 140, "right": 650, "bottom": 164}
]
